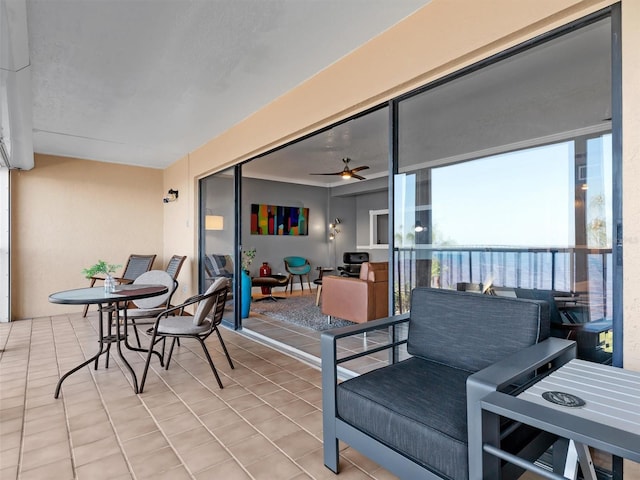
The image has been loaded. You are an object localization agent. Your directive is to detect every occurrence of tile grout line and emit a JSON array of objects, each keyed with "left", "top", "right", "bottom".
[{"left": 66, "top": 313, "right": 140, "bottom": 480}]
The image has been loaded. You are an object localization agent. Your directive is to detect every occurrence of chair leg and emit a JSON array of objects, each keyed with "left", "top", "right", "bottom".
[
  {"left": 130, "top": 319, "right": 142, "bottom": 348},
  {"left": 214, "top": 326, "right": 234, "bottom": 369},
  {"left": 306, "top": 273, "right": 312, "bottom": 291},
  {"left": 139, "top": 330, "right": 161, "bottom": 394},
  {"left": 315, "top": 284, "right": 322, "bottom": 306},
  {"left": 197, "top": 337, "right": 223, "bottom": 389},
  {"left": 165, "top": 337, "right": 178, "bottom": 370},
  {"left": 298, "top": 275, "right": 304, "bottom": 292}
]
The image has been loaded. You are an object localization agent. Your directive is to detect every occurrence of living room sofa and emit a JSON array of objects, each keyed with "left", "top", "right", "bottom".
[
  {"left": 321, "top": 287, "right": 576, "bottom": 479},
  {"left": 321, "top": 261, "right": 388, "bottom": 323}
]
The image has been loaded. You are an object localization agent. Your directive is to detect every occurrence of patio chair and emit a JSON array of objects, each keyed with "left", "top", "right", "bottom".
[
  {"left": 284, "top": 256, "right": 312, "bottom": 292},
  {"left": 83, "top": 253, "right": 156, "bottom": 317},
  {"left": 118, "top": 270, "right": 177, "bottom": 348},
  {"left": 322, "top": 287, "right": 576, "bottom": 479},
  {"left": 165, "top": 255, "right": 186, "bottom": 279},
  {"left": 139, "top": 277, "right": 234, "bottom": 392}
]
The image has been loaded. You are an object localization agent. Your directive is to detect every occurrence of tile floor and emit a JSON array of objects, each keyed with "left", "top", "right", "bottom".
[
  {"left": 0, "top": 290, "right": 550, "bottom": 480},
  {"left": 0, "top": 307, "right": 399, "bottom": 480}
]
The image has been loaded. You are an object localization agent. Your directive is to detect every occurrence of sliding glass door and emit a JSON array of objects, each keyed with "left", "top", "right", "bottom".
[
  {"left": 394, "top": 15, "right": 616, "bottom": 363},
  {"left": 200, "top": 166, "right": 237, "bottom": 327}
]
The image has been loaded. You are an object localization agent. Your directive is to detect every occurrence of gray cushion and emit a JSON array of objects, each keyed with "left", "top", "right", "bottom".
[
  {"left": 207, "top": 254, "right": 234, "bottom": 277},
  {"left": 119, "top": 307, "right": 165, "bottom": 319},
  {"left": 132, "top": 270, "right": 175, "bottom": 309},
  {"left": 407, "top": 288, "right": 549, "bottom": 371},
  {"left": 193, "top": 278, "right": 227, "bottom": 326},
  {"left": 337, "top": 358, "right": 470, "bottom": 480},
  {"left": 158, "top": 316, "right": 211, "bottom": 335}
]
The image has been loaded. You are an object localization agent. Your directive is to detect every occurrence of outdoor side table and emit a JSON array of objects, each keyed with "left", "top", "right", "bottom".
[{"left": 479, "top": 359, "right": 640, "bottom": 480}]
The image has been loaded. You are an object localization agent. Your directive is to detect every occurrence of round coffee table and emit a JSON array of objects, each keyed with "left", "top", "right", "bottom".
[{"left": 251, "top": 274, "right": 289, "bottom": 302}]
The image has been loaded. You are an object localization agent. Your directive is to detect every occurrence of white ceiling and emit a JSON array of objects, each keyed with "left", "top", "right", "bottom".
[{"left": 5, "top": 0, "right": 430, "bottom": 169}]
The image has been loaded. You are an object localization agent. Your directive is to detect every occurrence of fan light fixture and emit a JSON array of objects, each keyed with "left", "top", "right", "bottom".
[
  {"left": 414, "top": 221, "right": 425, "bottom": 233},
  {"left": 310, "top": 158, "right": 369, "bottom": 181}
]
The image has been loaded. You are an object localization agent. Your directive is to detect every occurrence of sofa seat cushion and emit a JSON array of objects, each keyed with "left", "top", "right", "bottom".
[{"left": 337, "top": 357, "right": 471, "bottom": 480}]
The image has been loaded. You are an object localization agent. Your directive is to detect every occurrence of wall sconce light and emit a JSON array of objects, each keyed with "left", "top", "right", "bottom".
[
  {"left": 163, "top": 189, "right": 179, "bottom": 203},
  {"left": 205, "top": 215, "right": 224, "bottom": 231},
  {"left": 329, "top": 218, "right": 341, "bottom": 240},
  {"left": 414, "top": 221, "right": 425, "bottom": 233}
]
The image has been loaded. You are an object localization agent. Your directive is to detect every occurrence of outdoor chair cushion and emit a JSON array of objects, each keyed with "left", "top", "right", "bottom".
[
  {"left": 157, "top": 316, "right": 212, "bottom": 335},
  {"left": 337, "top": 357, "right": 470, "bottom": 479},
  {"left": 407, "top": 288, "right": 549, "bottom": 371}
]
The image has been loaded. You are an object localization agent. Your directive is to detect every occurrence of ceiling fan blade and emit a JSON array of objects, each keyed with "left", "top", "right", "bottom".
[
  {"left": 352, "top": 173, "right": 366, "bottom": 180},
  {"left": 309, "top": 172, "right": 341, "bottom": 176},
  {"left": 350, "top": 165, "right": 370, "bottom": 173}
]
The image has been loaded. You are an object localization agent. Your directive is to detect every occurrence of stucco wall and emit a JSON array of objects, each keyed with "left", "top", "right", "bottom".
[{"left": 11, "top": 154, "right": 164, "bottom": 318}]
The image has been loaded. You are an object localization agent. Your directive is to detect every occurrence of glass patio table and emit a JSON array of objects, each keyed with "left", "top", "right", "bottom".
[{"left": 49, "top": 284, "right": 168, "bottom": 397}]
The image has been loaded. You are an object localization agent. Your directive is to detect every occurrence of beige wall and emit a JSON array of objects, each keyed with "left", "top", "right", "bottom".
[
  {"left": 11, "top": 154, "right": 164, "bottom": 318},
  {"left": 162, "top": 154, "right": 195, "bottom": 306}
]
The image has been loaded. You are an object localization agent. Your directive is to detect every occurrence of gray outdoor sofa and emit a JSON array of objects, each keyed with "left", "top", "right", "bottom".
[{"left": 321, "top": 287, "right": 576, "bottom": 479}]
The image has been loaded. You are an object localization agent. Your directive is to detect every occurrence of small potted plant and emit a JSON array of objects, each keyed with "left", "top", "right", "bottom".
[
  {"left": 241, "top": 248, "right": 257, "bottom": 274},
  {"left": 82, "top": 260, "right": 121, "bottom": 292}
]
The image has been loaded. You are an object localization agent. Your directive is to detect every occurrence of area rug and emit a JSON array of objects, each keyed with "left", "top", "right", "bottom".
[{"left": 250, "top": 294, "right": 354, "bottom": 331}]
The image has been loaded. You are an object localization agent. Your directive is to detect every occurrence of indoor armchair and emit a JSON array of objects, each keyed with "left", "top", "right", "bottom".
[{"left": 321, "top": 261, "right": 388, "bottom": 323}]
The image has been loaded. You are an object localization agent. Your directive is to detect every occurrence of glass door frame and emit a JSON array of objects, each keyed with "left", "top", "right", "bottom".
[{"left": 386, "top": 6, "right": 622, "bottom": 366}]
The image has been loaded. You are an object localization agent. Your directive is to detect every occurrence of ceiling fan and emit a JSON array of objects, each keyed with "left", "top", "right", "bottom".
[{"left": 310, "top": 157, "right": 370, "bottom": 181}]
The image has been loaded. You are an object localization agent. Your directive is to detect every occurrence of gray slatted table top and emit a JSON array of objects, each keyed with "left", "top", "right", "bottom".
[{"left": 518, "top": 359, "right": 640, "bottom": 436}]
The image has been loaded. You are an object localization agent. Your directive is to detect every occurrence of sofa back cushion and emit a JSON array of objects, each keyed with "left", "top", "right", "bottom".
[
  {"left": 407, "top": 287, "right": 549, "bottom": 372},
  {"left": 207, "top": 254, "right": 234, "bottom": 277},
  {"left": 359, "top": 262, "right": 388, "bottom": 283}
]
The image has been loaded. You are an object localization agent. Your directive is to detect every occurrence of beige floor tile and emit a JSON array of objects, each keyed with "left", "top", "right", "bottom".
[
  {"left": 254, "top": 416, "right": 303, "bottom": 442},
  {"left": 0, "top": 445, "right": 19, "bottom": 469},
  {"left": 194, "top": 458, "right": 251, "bottom": 480},
  {"left": 128, "top": 445, "right": 181, "bottom": 479},
  {"left": 75, "top": 452, "right": 131, "bottom": 480},
  {"left": 199, "top": 407, "right": 242, "bottom": 431},
  {"left": 186, "top": 396, "right": 227, "bottom": 416},
  {"left": 226, "top": 433, "right": 278, "bottom": 465},
  {"left": 122, "top": 430, "right": 168, "bottom": 459},
  {"left": 245, "top": 451, "right": 304, "bottom": 480},
  {"left": 70, "top": 421, "right": 116, "bottom": 447},
  {"left": 141, "top": 465, "right": 192, "bottom": 480},
  {"left": 0, "top": 465, "right": 18, "bottom": 480},
  {"left": 213, "top": 420, "right": 258, "bottom": 447},
  {"left": 275, "top": 430, "right": 323, "bottom": 460},
  {"left": 20, "top": 440, "right": 71, "bottom": 472},
  {"left": 72, "top": 436, "right": 122, "bottom": 467},
  {"left": 22, "top": 427, "right": 69, "bottom": 453},
  {"left": 113, "top": 415, "right": 158, "bottom": 441},
  {"left": 156, "top": 411, "right": 203, "bottom": 437},
  {"left": 178, "top": 439, "right": 231, "bottom": 473},
  {"left": 19, "top": 457, "right": 74, "bottom": 480}
]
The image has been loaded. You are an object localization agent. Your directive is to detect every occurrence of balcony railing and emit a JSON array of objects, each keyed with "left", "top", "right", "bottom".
[{"left": 394, "top": 246, "right": 612, "bottom": 320}]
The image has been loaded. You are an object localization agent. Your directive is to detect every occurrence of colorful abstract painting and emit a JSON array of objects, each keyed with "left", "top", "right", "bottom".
[{"left": 250, "top": 204, "right": 309, "bottom": 235}]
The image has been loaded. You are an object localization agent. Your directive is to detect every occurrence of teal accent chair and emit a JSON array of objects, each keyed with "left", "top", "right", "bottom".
[{"left": 284, "top": 256, "right": 312, "bottom": 293}]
